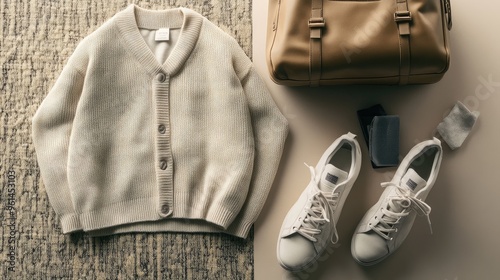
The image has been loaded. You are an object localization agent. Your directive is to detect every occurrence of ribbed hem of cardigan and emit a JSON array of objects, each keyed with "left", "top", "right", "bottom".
[
  {"left": 79, "top": 197, "right": 158, "bottom": 230},
  {"left": 86, "top": 218, "right": 253, "bottom": 239},
  {"left": 72, "top": 196, "right": 251, "bottom": 238},
  {"left": 60, "top": 213, "right": 83, "bottom": 234},
  {"left": 175, "top": 191, "right": 240, "bottom": 230}
]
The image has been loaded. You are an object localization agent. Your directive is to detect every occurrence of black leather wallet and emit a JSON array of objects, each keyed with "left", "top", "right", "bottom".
[
  {"left": 369, "top": 116, "right": 400, "bottom": 168},
  {"left": 357, "top": 104, "right": 386, "bottom": 148}
]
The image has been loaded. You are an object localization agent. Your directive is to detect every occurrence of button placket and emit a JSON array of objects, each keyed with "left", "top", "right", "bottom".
[{"left": 153, "top": 71, "right": 174, "bottom": 218}]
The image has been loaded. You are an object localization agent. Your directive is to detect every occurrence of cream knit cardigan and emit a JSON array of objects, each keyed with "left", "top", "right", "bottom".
[{"left": 32, "top": 4, "right": 288, "bottom": 238}]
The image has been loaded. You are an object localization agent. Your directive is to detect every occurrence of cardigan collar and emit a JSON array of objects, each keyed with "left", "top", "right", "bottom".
[{"left": 115, "top": 4, "right": 203, "bottom": 76}]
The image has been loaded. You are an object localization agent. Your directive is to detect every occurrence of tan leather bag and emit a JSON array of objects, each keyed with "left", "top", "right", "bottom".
[{"left": 266, "top": 0, "right": 452, "bottom": 86}]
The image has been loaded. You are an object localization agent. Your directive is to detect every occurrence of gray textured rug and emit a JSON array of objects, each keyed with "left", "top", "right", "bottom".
[{"left": 0, "top": 0, "right": 253, "bottom": 278}]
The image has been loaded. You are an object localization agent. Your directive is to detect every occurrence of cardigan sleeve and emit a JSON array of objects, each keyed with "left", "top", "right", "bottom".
[
  {"left": 227, "top": 66, "right": 289, "bottom": 238},
  {"left": 32, "top": 62, "right": 85, "bottom": 234}
]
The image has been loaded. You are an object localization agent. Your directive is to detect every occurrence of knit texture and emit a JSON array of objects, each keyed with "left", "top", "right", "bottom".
[
  {"left": 2, "top": 1, "right": 257, "bottom": 278},
  {"left": 31, "top": 4, "right": 288, "bottom": 239}
]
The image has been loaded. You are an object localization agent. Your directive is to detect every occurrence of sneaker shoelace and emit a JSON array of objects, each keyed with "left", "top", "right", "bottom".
[
  {"left": 369, "top": 182, "right": 433, "bottom": 240},
  {"left": 295, "top": 164, "right": 340, "bottom": 244}
]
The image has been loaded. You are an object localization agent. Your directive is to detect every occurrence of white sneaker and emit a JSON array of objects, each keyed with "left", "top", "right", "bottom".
[
  {"left": 351, "top": 138, "right": 443, "bottom": 266},
  {"left": 277, "top": 132, "right": 361, "bottom": 271}
]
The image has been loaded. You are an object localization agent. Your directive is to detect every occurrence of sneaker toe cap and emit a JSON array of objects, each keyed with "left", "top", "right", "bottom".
[
  {"left": 278, "top": 234, "right": 318, "bottom": 271},
  {"left": 352, "top": 232, "right": 389, "bottom": 265}
]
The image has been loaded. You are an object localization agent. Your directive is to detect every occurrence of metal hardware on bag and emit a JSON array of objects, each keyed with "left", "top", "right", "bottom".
[
  {"left": 308, "top": 17, "right": 325, "bottom": 28},
  {"left": 394, "top": 11, "right": 412, "bottom": 22},
  {"left": 308, "top": 17, "right": 325, "bottom": 39},
  {"left": 445, "top": 0, "right": 452, "bottom": 30}
]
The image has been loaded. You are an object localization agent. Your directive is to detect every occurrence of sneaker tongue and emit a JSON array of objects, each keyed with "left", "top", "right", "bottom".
[
  {"left": 319, "top": 164, "right": 348, "bottom": 191},
  {"left": 400, "top": 168, "right": 427, "bottom": 193}
]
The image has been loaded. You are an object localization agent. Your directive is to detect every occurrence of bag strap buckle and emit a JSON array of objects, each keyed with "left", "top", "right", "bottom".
[
  {"left": 394, "top": 11, "right": 412, "bottom": 22},
  {"left": 308, "top": 17, "right": 325, "bottom": 39},
  {"left": 308, "top": 17, "right": 325, "bottom": 28}
]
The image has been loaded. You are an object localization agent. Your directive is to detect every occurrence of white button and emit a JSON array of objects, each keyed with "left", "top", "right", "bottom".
[
  {"left": 159, "top": 160, "right": 168, "bottom": 170},
  {"left": 158, "top": 124, "right": 166, "bottom": 134},
  {"left": 161, "top": 205, "right": 169, "bottom": 213},
  {"left": 156, "top": 73, "right": 166, "bottom": 82}
]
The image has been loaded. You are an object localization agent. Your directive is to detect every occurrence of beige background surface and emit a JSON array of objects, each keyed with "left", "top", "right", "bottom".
[{"left": 253, "top": 1, "right": 500, "bottom": 279}]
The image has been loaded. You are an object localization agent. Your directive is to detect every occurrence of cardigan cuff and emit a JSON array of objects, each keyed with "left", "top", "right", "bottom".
[
  {"left": 60, "top": 213, "right": 83, "bottom": 234},
  {"left": 228, "top": 221, "right": 254, "bottom": 239},
  {"left": 206, "top": 206, "right": 237, "bottom": 230}
]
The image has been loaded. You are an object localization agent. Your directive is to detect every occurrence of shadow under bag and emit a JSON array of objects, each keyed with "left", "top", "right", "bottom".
[{"left": 266, "top": 0, "right": 452, "bottom": 86}]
